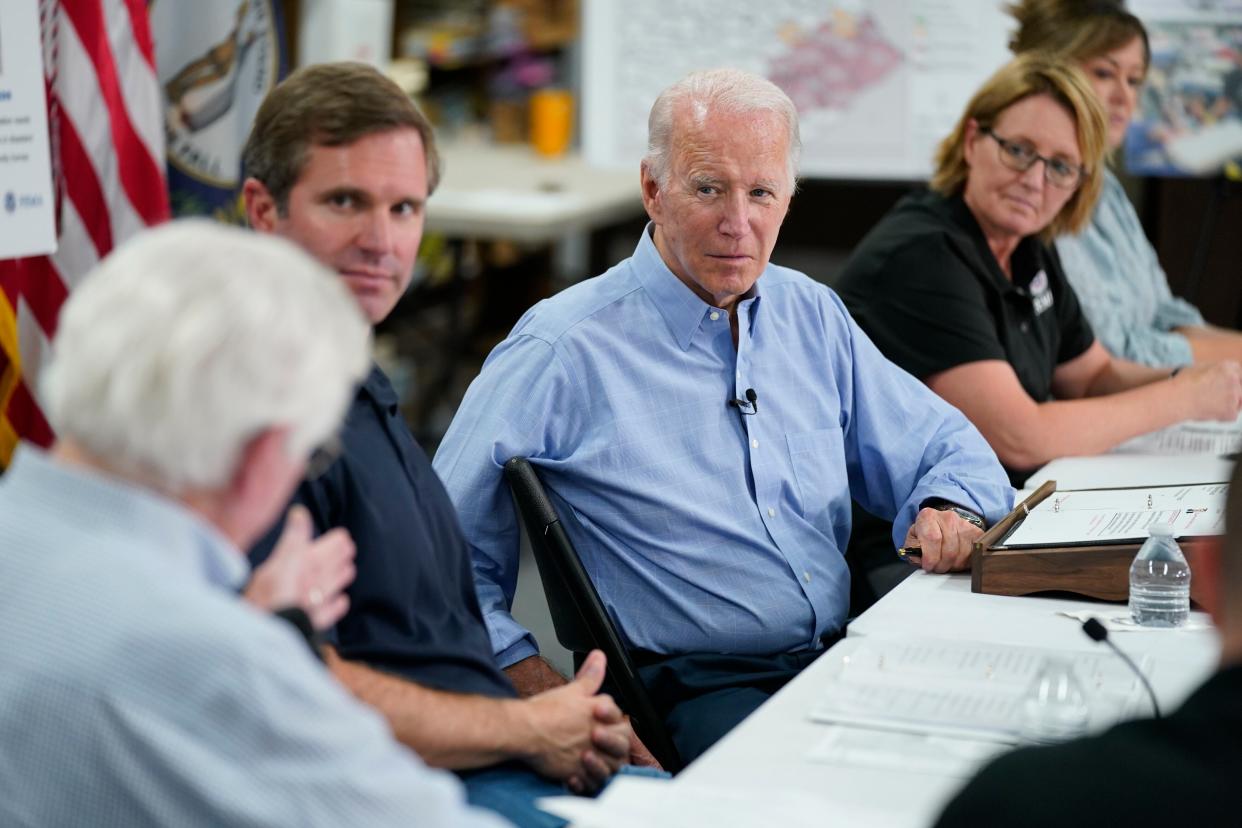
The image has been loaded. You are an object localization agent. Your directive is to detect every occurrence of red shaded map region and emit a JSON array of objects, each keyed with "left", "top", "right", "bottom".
[{"left": 768, "top": 14, "right": 903, "bottom": 113}]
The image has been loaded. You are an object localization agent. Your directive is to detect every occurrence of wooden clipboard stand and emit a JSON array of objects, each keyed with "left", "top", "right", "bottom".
[{"left": 970, "top": 480, "right": 1213, "bottom": 603}]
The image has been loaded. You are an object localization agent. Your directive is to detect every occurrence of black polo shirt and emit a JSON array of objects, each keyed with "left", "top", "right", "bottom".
[
  {"left": 838, "top": 189, "right": 1094, "bottom": 492},
  {"left": 250, "top": 365, "right": 516, "bottom": 700},
  {"left": 837, "top": 189, "right": 1094, "bottom": 403}
]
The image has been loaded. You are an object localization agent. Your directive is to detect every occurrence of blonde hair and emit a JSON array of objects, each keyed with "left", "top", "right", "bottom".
[
  {"left": 931, "top": 53, "right": 1108, "bottom": 239},
  {"left": 1008, "top": 0, "right": 1149, "bottom": 69}
]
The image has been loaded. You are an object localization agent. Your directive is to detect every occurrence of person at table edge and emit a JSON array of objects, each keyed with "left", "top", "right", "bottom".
[{"left": 1012, "top": 0, "right": 1242, "bottom": 369}]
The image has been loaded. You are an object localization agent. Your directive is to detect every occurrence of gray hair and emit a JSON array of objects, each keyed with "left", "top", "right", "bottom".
[
  {"left": 644, "top": 68, "right": 802, "bottom": 188},
  {"left": 42, "top": 220, "right": 371, "bottom": 494}
]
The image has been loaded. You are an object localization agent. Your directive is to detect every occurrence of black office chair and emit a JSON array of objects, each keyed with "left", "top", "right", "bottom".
[{"left": 503, "top": 457, "right": 684, "bottom": 773}]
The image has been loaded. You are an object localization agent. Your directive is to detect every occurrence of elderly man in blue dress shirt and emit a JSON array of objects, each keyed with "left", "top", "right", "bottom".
[
  {"left": 0, "top": 222, "right": 506, "bottom": 826},
  {"left": 434, "top": 68, "right": 1015, "bottom": 762}
]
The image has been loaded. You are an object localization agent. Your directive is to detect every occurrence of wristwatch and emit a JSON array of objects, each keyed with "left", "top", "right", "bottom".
[{"left": 922, "top": 499, "right": 986, "bottom": 531}]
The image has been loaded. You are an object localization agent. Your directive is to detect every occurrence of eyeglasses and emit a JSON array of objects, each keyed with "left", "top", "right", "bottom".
[
  {"left": 305, "top": 435, "right": 342, "bottom": 480},
  {"left": 981, "top": 127, "right": 1085, "bottom": 190}
]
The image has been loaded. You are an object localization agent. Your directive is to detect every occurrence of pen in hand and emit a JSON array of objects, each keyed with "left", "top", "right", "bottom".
[{"left": 897, "top": 546, "right": 922, "bottom": 560}]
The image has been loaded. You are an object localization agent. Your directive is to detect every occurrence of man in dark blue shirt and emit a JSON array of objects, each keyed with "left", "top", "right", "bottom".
[
  {"left": 256, "top": 364, "right": 514, "bottom": 700},
  {"left": 242, "top": 63, "right": 634, "bottom": 827}
]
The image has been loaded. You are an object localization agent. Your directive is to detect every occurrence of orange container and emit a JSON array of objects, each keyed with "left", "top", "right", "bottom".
[{"left": 529, "top": 89, "right": 574, "bottom": 157}]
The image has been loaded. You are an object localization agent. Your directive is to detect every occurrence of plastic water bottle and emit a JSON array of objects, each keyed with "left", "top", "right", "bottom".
[
  {"left": 1016, "top": 658, "right": 1090, "bottom": 745},
  {"left": 1129, "top": 522, "right": 1191, "bottom": 628}
]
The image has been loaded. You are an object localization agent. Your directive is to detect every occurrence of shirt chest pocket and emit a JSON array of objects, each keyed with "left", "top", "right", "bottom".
[{"left": 785, "top": 427, "right": 849, "bottom": 528}]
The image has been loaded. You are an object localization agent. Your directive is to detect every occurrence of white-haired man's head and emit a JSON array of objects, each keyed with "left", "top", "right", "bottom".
[
  {"left": 639, "top": 68, "right": 799, "bottom": 317},
  {"left": 643, "top": 68, "right": 802, "bottom": 189},
  {"left": 42, "top": 221, "right": 370, "bottom": 533}
]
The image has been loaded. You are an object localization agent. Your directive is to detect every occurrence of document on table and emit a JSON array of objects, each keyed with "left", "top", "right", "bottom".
[
  {"left": 999, "top": 483, "right": 1227, "bottom": 547},
  {"left": 808, "top": 637, "right": 1147, "bottom": 742},
  {"left": 807, "top": 725, "right": 1006, "bottom": 778},
  {"left": 835, "top": 636, "right": 1149, "bottom": 689},
  {"left": 1113, "top": 412, "right": 1242, "bottom": 456},
  {"left": 536, "top": 777, "right": 906, "bottom": 828}
]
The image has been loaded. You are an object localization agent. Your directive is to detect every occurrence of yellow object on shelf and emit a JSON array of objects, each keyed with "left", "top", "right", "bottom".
[{"left": 529, "top": 88, "right": 573, "bottom": 157}]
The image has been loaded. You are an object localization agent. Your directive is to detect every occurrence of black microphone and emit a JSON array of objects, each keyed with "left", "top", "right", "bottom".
[
  {"left": 727, "top": 388, "right": 759, "bottom": 415},
  {"left": 1081, "top": 617, "right": 1161, "bottom": 718}
]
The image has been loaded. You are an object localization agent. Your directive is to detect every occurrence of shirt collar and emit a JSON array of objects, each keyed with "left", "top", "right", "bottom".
[
  {"left": 4, "top": 445, "right": 250, "bottom": 590},
  {"left": 631, "top": 223, "right": 763, "bottom": 351},
  {"left": 360, "top": 363, "right": 399, "bottom": 414},
  {"left": 945, "top": 193, "right": 1041, "bottom": 294}
]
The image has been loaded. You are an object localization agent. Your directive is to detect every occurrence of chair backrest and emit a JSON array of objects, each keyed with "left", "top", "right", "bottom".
[{"left": 503, "top": 457, "right": 684, "bottom": 773}]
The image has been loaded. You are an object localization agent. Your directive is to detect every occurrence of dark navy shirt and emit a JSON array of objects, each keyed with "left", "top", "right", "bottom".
[{"left": 250, "top": 366, "right": 515, "bottom": 699}]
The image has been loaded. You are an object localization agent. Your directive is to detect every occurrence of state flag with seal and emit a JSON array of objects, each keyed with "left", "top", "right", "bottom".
[{"left": 151, "top": 0, "right": 286, "bottom": 221}]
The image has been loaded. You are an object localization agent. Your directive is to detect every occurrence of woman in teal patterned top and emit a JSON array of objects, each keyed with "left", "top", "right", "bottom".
[{"left": 1009, "top": 0, "right": 1242, "bottom": 368}]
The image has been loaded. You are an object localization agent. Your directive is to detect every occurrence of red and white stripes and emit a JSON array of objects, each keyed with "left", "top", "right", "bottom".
[{"left": 0, "top": 0, "right": 169, "bottom": 465}]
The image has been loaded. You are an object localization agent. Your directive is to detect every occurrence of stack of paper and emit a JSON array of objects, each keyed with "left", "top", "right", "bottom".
[
  {"left": 808, "top": 637, "right": 1148, "bottom": 742},
  {"left": 1114, "top": 413, "right": 1242, "bottom": 456},
  {"left": 807, "top": 725, "right": 1006, "bottom": 778}
]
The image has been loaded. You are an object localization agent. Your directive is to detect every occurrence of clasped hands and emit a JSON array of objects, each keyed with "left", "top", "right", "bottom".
[
  {"left": 244, "top": 511, "right": 638, "bottom": 793},
  {"left": 519, "top": 650, "right": 633, "bottom": 794}
]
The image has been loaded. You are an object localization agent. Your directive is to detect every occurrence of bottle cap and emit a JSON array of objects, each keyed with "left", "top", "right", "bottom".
[{"left": 1148, "top": 522, "right": 1177, "bottom": 537}]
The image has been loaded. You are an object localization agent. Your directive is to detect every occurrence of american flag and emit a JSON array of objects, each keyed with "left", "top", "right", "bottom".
[{"left": 0, "top": 0, "right": 169, "bottom": 468}]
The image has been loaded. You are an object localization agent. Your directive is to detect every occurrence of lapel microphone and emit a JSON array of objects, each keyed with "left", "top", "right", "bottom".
[{"left": 727, "top": 388, "right": 759, "bottom": 415}]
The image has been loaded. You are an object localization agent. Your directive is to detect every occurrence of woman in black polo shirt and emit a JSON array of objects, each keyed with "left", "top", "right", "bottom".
[{"left": 837, "top": 53, "right": 1242, "bottom": 487}]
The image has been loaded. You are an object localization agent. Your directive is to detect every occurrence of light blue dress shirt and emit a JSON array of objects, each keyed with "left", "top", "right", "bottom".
[
  {"left": 1056, "top": 168, "right": 1205, "bottom": 367},
  {"left": 0, "top": 447, "right": 507, "bottom": 828},
  {"left": 435, "top": 227, "right": 1013, "bottom": 668}
]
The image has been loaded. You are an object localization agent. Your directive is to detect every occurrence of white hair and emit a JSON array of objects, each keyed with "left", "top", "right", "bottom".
[
  {"left": 42, "top": 220, "right": 371, "bottom": 494},
  {"left": 643, "top": 68, "right": 802, "bottom": 188}
]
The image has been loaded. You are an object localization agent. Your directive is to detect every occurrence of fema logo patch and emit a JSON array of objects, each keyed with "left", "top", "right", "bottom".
[
  {"left": 1030, "top": 269, "right": 1053, "bottom": 315},
  {"left": 3, "top": 191, "right": 14, "bottom": 214}
]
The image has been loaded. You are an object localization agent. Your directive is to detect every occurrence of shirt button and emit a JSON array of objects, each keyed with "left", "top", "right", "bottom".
[
  {"left": 751, "top": 439, "right": 759, "bottom": 449},
  {"left": 709, "top": 311, "right": 720, "bottom": 321},
  {"left": 803, "top": 571, "right": 812, "bottom": 583},
  {"left": 767, "top": 507, "right": 776, "bottom": 518},
  {"left": 1020, "top": 322, "right": 1030, "bottom": 333}
]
